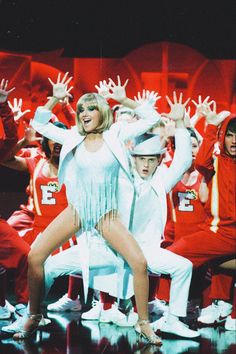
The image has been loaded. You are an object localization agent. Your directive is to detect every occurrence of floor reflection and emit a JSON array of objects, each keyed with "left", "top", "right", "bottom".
[{"left": 0, "top": 309, "right": 235, "bottom": 354}]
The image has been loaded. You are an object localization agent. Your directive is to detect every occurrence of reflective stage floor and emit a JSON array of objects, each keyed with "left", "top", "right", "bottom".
[
  {"left": 1, "top": 277, "right": 235, "bottom": 354},
  {"left": 1, "top": 305, "right": 235, "bottom": 354}
]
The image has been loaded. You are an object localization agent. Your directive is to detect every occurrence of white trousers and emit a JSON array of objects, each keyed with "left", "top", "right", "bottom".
[
  {"left": 44, "top": 236, "right": 134, "bottom": 300},
  {"left": 44, "top": 238, "right": 192, "bottom": 316},
  {"left": 142, "top": 244, "right": 193, "bottom": 317}
]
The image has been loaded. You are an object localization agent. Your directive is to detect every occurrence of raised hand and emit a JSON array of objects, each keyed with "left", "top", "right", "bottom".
[
  {"left": 184, "top": 107, "right": 191, "bottom": 128},
  {"left": 192, "top": 95, "right": 214, "bottom": 118},
  {"left": 0, "top": 78, "right": 15, "bottom": 103},
  {"left": 48, "top": 72, "right": 73, "bottom": 101},
  {"left": 105, "top": 75, "right": 129, "bottom": 103},
  {"left": 24, "top": 124, "right": 42, "bottom": 145},
  {"left": 200, "top": 101, "right": 230, "bottom": 126},
  {"left": 164, "top": 91, "right": 190, "bottom": 121},
  {"left": 134, "top": 89, "right": 161, "bottom": 107},
  {"left": 94, "top": 80, "right": 110, "bottom": 99},
  {"left": 8, "top": 98, "right": 31, "bottom": 122}
]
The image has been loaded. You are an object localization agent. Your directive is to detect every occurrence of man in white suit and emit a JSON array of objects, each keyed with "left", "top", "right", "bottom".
[{"left": 128, "top": 103, "right": 200, "bottom": 338}]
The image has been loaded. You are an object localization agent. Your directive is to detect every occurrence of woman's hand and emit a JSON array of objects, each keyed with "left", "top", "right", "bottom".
[
  {"left": 48, "top": 72, "right": 73, "bottom": 101},
  {"left": 105, "top": 75, "right": 129, "bottom": 103},
  {"left": 95, "top": 80, "right": 110, "bottom": 99},
  {"left": 0, "top": 78, "right": 15, "bottom": 103}
]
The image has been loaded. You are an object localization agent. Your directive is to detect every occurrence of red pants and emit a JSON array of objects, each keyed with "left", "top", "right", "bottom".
[
  {"left": 0, "top": 219, "right": 30, "bottom": 303},
  {"left": 168, "top": 229, "right": 235, "bottom": 267},
  {"left": 168, "top": 229, "right": 235, "bottom": 300}
]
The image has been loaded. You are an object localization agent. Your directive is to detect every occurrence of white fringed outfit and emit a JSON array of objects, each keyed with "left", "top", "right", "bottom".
[{"left": 31, "top": 101, "right": 161, "bottom": 299}]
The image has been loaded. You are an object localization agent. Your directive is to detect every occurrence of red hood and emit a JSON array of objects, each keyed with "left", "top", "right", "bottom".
[{"left": 218, "top": 114, "right": 236, "bottom": 157}]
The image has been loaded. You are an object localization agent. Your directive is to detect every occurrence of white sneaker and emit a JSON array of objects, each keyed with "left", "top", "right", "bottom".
[
  {"left": 225, "top": 315, "right": 236, "bottom": 331},
  {"left": 148, "top": 298, "right": 168, "bottom": 315},
  {"left": 113, "top": 310, "right": 138, "bottom": 327},
  {"left": 81, "top": 300, "right": 102, "bottom": 320},
  {"left": 5, "top": 300, "right": 15, "bottom": 313},
  {"left": 161, "top": 318, "right": 200, "bottom": 338},
  {"left": 0, "top": 304, "right": 11, "bottom": 319},
  {"left": 218, "top": 300, "right": 233, "bottom": 318},
  {"left": 99, "top": 304, "right": 126, "bottom": 323},
  {"left": 151, "top": 314, "right": 167, "bottom": 331},
  {"left": 1, "top": 315, "right": 51, "bottom": 333},
  {"left": 47, "top": 293, "right": 81, "bottom": 312},
  {"left": 14, "top": 303, "right": 27, "bottom": 319},
  {"left": 198, "top": 301, "right": 232, "bottom": 325}
]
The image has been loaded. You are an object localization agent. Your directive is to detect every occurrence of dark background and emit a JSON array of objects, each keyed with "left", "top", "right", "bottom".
[{"left": 0, "top": 0, "right": 235, "bottom": 58}]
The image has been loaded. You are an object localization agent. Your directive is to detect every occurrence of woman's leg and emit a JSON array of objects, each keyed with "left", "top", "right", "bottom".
[
  {"left": 14, "top": 205, "right": 80, "bottom": 339},
  {"left": 100, "top": 214, "right": 160, "bottom": 342},
  {"left": 28, "top": 205, "right": 80, "bottom": 314}
]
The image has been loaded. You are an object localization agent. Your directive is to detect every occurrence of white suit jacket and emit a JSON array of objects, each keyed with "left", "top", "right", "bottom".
[{"left": 131, "top": 128, "right": 192, "bottom": 248}]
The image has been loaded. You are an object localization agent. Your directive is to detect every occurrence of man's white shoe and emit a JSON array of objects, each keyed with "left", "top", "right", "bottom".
[
  {"left": 13, "top": 303, "right": 27, "bottom": 319},
  {"left": 151, "top": 314, "right": 167, "bottom": 331},
  {"left": 198, "top": 301, "right": 232, "bottom": 325},
  {"left": 1, "top": 315, "right": 51, "bottom": 333},
  {"left": 218, "top": 300, "right": 233, "bottom": 318},
  {"left": 148, "top": 298, "right": 168, "bottom": 315},
  {"left": 47, "top": 293, "right": 81, "bottom": 312},
  {"left": 0, "top": 304, "right": 11, "bottom": 319},
  {"left": 113, "top": 310, "right": 138, "bottom": 327},
  {"left": 81, "top": 300, "right": 102, "bottom": 320},
  {"left": 5, "top": 300, "right": 15, "bottom": 313},
  {"left": 99, "top": 304, "right": 126, "bottom": 323},
  {"left": 225, "top": 315, "right": 236, "bottom": 331},
  {"left": 161, "top": 318, "right": 200, "bottom": 338}
]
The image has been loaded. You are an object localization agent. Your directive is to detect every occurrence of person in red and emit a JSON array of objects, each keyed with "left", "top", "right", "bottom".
[
  {"left": 0, "top": 78, "right": 30, "bottom": 319},
  {"left": 167, "top": 102, "right": 236, "bottom": 326},
  {"left": 155, "top": 126, "right": 208, "bottom": 312},
  {"left": 2, "top": 121, "right": 77, "bottom": 254},
  {"left": 6, "top": 99, "right": 61, "bottom": 235},
  {"left": 170, "top": 127, "right": 208, "bottom": 241}
]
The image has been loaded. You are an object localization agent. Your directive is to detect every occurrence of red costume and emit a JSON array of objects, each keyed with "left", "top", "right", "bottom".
[
  {"left": 168, "top": 115, "right": 236, "bottom": 301},
  {"left": 170, "top": 173, "right": 207, "bottom": 241},
  {"left": 23, "top": 156, "right": 77, "bottom": 254},
  {"left": 0, "top": 101, "right": 29, "bottom": 304}
]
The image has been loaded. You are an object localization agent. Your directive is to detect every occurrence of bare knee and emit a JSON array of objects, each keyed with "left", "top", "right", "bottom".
[
  {"left": 131, "top": 255, "right": 148, "bottom": 275},
  {"left": 28, "top": 249, "right": 45, "bottom": 268}
]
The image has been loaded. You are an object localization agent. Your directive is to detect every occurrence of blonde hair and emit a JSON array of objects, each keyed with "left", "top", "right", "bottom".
[{"left": 76, "top": 93, "right": 114, "bottom": 135}]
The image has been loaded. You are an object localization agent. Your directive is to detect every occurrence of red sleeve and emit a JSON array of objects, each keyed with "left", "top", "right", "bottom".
[
  {"left": 195, "top": 124, "right": 218, "bottom": 181},
  {"left": 61, "top": 103, "right": 76, "bottom": 127},
  {"left": 0, "top": 101, "right": 18, "bottom": 162}
]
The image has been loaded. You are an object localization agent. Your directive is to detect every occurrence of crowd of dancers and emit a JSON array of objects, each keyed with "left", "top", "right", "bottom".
[{"left": 0, "top": 73, "right": 235, "bottom": 347}]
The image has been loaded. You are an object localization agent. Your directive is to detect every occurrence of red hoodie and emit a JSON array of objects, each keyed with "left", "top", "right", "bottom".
[{"left": 195, "top": 115, "right": 236, "bottom": 239}]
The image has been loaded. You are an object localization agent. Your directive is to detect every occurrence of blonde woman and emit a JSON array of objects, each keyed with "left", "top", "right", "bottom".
[{"left": 13, "top": 74, "right": 162, "bottom": 345}]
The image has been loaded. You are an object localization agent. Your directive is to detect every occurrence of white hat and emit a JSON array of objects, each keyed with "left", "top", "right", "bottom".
[{"left": 131, "top": 133, "right": 166, "bottom": 156}]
